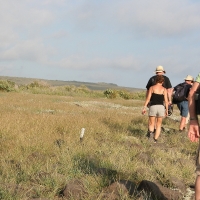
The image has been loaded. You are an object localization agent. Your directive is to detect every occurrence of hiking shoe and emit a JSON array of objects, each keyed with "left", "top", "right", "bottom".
[
  {"left": 146, "top": 131, "right": 150, "bottom": 138},
  {"left": 146, "top": 131, "right": 153, "bottom": 138},
  {"left": 153, "top": 137, "right": 157, "bottom": 143}
]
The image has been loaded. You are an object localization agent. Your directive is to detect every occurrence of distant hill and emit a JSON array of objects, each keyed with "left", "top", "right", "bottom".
[{"left": 0, "top": 76, "right": 144, "bottom": 92}]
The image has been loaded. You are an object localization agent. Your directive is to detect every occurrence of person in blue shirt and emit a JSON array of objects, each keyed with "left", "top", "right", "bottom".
[{"left": 173, "top": 75, "right": 194, "bottom": 131}]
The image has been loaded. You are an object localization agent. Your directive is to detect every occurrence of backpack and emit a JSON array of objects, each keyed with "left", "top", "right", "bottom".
[{"left": 172, "top": 83, "right": 188, "bottom": 104}]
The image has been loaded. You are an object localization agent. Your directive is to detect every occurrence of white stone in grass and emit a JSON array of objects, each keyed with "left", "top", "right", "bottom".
[{"left": 80, "top": 128, "right": 85, "bottom": 141}]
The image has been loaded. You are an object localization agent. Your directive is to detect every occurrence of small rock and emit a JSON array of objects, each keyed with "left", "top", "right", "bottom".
[{"left": 61, "top": 179, "right": 88, "bottom": 199}]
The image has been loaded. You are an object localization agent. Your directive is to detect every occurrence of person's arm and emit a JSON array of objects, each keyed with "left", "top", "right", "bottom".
[
  {"left": 167, "top": 88, "right": 173, "bottom": 105},
  {"left": 164, "top": 88, "right": 169, "bottom": 116},
  {"left": 164, "top": 76, "right": 173, "bottom": 104},
  {"left": 188, "top": 81, "right": 200, "bottom": 142},
  {"left": 142, "top": 87, "right": 152, "bottom": 114},
  {"left": 188, "top": 82, "right": 199, "bottom": 119}
]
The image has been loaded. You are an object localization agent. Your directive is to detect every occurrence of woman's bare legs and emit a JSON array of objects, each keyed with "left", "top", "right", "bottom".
[
  {"left": 154, "top": 117, "right": 163, "bottom": 140},
  {"left": 148, "top": 116, "right": 156, "bottom": 133}
]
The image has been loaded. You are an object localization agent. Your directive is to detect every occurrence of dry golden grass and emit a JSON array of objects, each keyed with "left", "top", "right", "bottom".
[{"left": 0, "top": 91, "right": 197, "bottom": 199}]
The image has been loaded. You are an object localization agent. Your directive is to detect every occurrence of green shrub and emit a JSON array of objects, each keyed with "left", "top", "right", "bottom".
[
  {"left": 132, "top": 91, "right": 146, "bottom": 100},
  {"left": 0, "top": 80, "right": 16, "bottom": 92},
  {"left": 26, "top": 81, "right": 50, "bottom": 89},
  {"left": 20, "top": 83, "right": 104, "bottom": 98},
  {"left": 103, "top": 89, "right": 117, "bottom": 99},
  {"left": 119, "top": 90, "right": 133, "bottom": 100},
  {"left": 104, "top": 89, "right": 145, "bottom": 100}
]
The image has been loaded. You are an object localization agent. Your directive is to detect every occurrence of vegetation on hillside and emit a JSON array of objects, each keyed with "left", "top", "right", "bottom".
[
  {"left": 0, "top": 76, "right": 144, "bottom": 92},
  {"left": 0, "top": 79, "right": 146, "bottom": 100}
]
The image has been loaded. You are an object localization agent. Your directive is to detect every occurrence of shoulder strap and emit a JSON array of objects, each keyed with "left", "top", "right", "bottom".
[{"left": 174, "top": 82, "right": 184, "bottom": 90}]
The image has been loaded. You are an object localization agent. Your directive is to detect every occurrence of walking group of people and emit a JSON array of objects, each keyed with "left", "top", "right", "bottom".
[
  {"left": 142, "top": 66, "right": 200, "bottom": 199},
  {"left": 142, "top": 66, "right": 194, "bottom": 142}
]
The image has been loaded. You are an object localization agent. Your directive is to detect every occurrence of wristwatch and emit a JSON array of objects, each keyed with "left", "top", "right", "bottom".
[{"left": 190, "top": 117, "right": 198, "bottom": 121}]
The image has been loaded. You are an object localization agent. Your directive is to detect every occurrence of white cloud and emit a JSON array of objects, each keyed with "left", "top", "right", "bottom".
[
  {"left": 57, "top": 56, "right": 111, "bottom": 69},
  {"left": 52, "top": 55, "right": 140, "bottom": 71},
  {"left": 116, "top": 0, "right": 200, "bottom": 36},
  {"left": 0, "top": 39, "right": 55, "bottom": 63},
  {"left": 0, "top": 30, "right": 19, "bottom": 49},
  {"left": 0, "top": 1, "right": 55, "bottom": 28},
  {"left": 0, "top": 1, "right": 55, "bottom": 49},
  {"left": 69, "top": 0, "right": 200, "bottom": 37},
  {"left": 51, "top": 30, "right": 70, "bottom": 39}
]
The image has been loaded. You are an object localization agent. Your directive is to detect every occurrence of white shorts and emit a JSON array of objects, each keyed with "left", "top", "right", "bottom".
[{"left": 149, "top": 105, "right": 165, "bottom": 117}]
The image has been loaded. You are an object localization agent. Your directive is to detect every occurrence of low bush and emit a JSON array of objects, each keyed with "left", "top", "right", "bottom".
[
  {"left": 103, "top": 89, "right": 118, "bottom": 99},
  {"left": 0, "top": 80, "right": 16, "bottom": 92},
  {"left": 26, "top": 81, "right": 50, "bottom": 89},
  {"left": 104, "top": 89, "right": 145, "bottom": 100}
]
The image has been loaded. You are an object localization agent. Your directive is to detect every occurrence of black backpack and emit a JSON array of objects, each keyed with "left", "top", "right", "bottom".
[{"left": 172, "top": 83, "right": 188, "bottom": 104}]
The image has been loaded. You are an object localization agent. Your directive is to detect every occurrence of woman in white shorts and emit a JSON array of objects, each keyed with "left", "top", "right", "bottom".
[{"left": 142, "top": 75, "right": 168, "bottom": 143}]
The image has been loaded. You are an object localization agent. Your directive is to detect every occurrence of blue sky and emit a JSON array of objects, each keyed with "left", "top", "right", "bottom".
[{"left": 0, "top": 0, "right": 200, "bottom": 89}]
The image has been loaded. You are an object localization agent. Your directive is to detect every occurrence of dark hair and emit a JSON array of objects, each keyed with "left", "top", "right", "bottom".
[{"left": 155, "top": 75, "right": 164, "bottom": 84}]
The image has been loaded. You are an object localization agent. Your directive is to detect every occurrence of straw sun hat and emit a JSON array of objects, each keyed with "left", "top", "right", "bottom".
[
  {"left": 155, "top": 66, "right": 166, "bottom": 74},
  {"left": 184, "top": 75, "right": 194, "bottom": 81}
]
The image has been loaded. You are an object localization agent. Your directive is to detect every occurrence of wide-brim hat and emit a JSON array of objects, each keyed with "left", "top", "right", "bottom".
[
  {"left": 184, "top": 75, "right": 194, "bottom": 81},
  {"left": 155, "top": 66, "right": 166, "bottom": 74}
]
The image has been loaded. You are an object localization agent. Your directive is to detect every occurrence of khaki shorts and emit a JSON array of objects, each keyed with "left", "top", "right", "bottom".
[{"left": 149, "top": 105, "right": 165, "bottom": 117}]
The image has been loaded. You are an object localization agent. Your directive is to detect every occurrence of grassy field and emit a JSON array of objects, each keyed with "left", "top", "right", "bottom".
[{"left": 0, "top": 83, "right": 198, "bottom": 199}]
